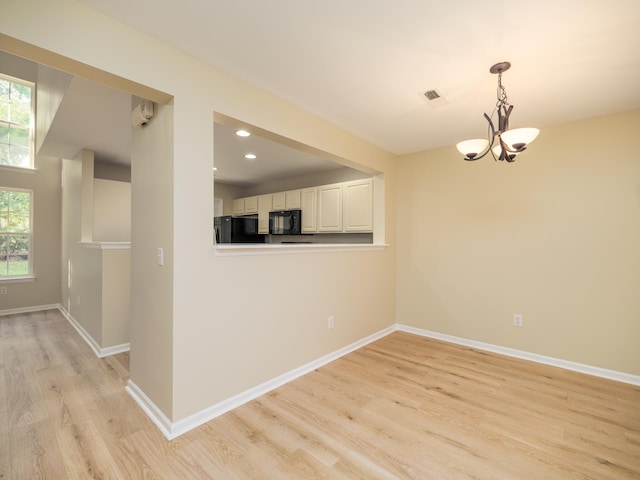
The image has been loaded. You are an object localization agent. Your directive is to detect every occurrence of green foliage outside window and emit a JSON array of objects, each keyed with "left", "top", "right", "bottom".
[
  {"left": 0, "top": 189, "right": 31, "bottom": 277},
  {"left": 0, "top": 76, "right": 34, "bottom": 168}
]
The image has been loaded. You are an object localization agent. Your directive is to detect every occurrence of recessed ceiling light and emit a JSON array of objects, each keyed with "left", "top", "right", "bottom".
[
  {"left": 244, "top": 153, "right": 257, "bottom": 159},
  {"left": 235, "top": 129, "right": 251, "bottom": 137}
]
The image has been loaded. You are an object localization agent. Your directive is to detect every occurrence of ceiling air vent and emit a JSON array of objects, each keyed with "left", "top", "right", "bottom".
[
  {"left": 423, "top": 89, "right": 448, "bottom": 108},
  {"left": 424, "top": 90, "right": 440, "bottom": 101}
]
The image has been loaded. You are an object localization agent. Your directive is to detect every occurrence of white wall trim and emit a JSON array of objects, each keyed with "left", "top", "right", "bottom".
[
  {"left": 126, "top": 380, "right": 174, "bottom": 439},
  {"left": 79, "top": 241, "right": 131, "bottom": 250},
  {"left": 57, "top": 305, "right": 101, "bottom": 357},
  {"left": 396, "top": 324, "right": 640, "bottom": 387},
  {"left": 131, "top": 324, "right": 396, "bottom": 440},
  {"left": 99, "top": 342, "right": 131, "bottom": 357},
  {"left": 0, "top": 303, "right": 59, "bottom": 317},
  {"left": 57, "top": 305, "right": 130, "bottom": 358},
  {"left": 214, "top": 243, "right": 387, "bottom": 256}
]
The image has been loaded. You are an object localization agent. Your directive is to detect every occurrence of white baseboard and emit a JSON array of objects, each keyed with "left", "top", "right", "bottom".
[
  {"left": 126, "top": 380, "right": 173, "bottom": 439},
  {"left": 0, "top": 303, "right": 60, "bottom": 317},
  {"left": 57, "top": 305, "right": 130, "bottom": 358},
  {"left": 129, "top": 324, "right": 396, "bottom": 440},
  {"left": 396, "top": 324, "right": 640, "bottom": 387},
  {"left": 99, "top": 342, "right": 130, "bottom": 357},
  {"left": 57, "top": 305, "right": 101, "bottom": 357},
  {"left": 126, "top": 322, "right": 640, "bottom": 440},
  {"left": 0, "top": 304, "right": 129, "bottom": 357}
]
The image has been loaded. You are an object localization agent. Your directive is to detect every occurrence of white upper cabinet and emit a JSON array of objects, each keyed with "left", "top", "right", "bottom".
[
  {"left": 232, "top": 198, "right": 245, "bottom": 215},
  {"left": 244, "top": 195, "right": 258, "bottom": 214},
  {"left": 317, "top": 183, "right": 343, "bottom": 232},
  {"left": 301, "top": 187, "right": 317, "bottom": 233},
  {"left": 272, "top": 192, "right": 286, "bottom": 210},
  {"left": 285, "top": 189, "right": 301, "bottom": 209},
  {"left": 343, "top": 178, "right": 373, "bottom": 232},
  {"left": 257, "top": 194, "right": 272, "bottom": 234}
]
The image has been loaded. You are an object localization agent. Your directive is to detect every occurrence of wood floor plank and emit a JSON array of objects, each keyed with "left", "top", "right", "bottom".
[
  {"left": 9, "top": 419, "right": 68, "bottom": 480},
  {"left": 2, "top": 310, "right": 640, "bottom": 479}
]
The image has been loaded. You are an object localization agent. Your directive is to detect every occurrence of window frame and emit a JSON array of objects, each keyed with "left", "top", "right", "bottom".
[
  {"left": 0, "top": 73, "right": 35, "bottom": 170},
  {"left": 0, "top": 187, "right": 34, "bottom": 280}
]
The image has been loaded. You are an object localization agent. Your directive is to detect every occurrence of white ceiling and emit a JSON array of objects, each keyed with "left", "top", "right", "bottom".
[
  {"left": 38, "top": 76, "right": 132, "bottom": 165},
  {"left": 31, "top": 57, "right": 343, "bottom": 184},
  {"left": 78, "top": 0, "right": 640, "bottom": 155},
  {"left": 213, "top": 121, "right": 343, "bottom": 185},
  {"left": 32, "top": 0, "right": 640, "bottom": 183}
]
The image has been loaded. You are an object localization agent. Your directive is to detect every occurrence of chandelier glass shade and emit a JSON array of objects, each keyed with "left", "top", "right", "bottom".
[{"left": 456, "top": 62, "right": 539, "bottom": 163}]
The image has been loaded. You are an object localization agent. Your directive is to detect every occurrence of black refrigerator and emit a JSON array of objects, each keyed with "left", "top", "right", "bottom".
[{"left": 214, "top": 215, "right": 264, "bottom": 243}]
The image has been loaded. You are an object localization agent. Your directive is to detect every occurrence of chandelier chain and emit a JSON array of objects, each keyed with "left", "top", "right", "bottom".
[{"left": 496, "top": 72, "right": 509, "bottom": 109}]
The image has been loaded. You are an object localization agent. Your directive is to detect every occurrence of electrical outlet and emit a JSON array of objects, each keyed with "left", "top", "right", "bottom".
[
  {"left": 0, "top": 286, "right": 7, "bottom": 295},
  {"left": 77, "top": 295, "right": 81, "bottom": 306},
  {"left": 513, "top": 314, "right": 523, "bottom": 327},
  {"left": 328, "top": 315, "right": 335, "bottom": 329}
]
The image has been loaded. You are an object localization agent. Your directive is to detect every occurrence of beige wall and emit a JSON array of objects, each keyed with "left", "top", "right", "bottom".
[
  {"left": 101, "top": 248, "right": 130, "bottom": 347},
  {"left": 94, "top": 162, "right": 131, "bottom": 182},
  {"left": 0, "top": 155, "right": 62, "bottom": 310},
  {"left": 212, "top": 182, "right": 244, "bottom": 216},
  {"left": 62, "top": 151, "right": 102, "bottom": 340},
  {"left": 36, "top": 63, "right": 72, "bottom": 153},
  {"left": 0, "top": 53, "right": 61, "bottom": 312},
  {"left": 241, "top": 166, "right": 372, "bottom": 197},
  {"left": 61, "top": 152, "right": 131, "bottom": 351},
  {"left": 93, "top": 178, "right": 131, "bottom": 242},
  {"left": 396, "top": 109, "right": 640, "bottom": 376},
  {"left": 2, "top": 0, "right": 397, "bottom": 423}
]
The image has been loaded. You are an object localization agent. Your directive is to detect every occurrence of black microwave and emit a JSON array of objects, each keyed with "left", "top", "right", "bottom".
[{"left": 269, "top": 209, "right": 302, "bottom": 235}]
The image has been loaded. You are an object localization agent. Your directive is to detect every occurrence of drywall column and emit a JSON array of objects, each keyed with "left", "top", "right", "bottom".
[{"left": 129, "top": 101, "right": 175, "bottom": 420}]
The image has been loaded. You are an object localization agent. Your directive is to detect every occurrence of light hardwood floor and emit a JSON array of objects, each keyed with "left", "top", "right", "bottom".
[{"left": 1, "top": 309, "right": 639, "bottom": 479}]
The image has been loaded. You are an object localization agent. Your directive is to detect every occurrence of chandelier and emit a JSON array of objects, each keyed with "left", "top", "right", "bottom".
[{"left": 456, "top": 62, "right": 539, "bottom": 162}]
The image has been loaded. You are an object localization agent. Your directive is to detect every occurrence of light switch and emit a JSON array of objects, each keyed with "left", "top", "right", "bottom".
[{"left": 157, "top": 247, "right": 164, "bottom": 266}]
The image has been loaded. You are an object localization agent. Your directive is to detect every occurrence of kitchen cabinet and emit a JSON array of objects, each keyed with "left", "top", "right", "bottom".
[
  {"left": 300, "top": 187, "right": 317, "bottom": 233},
  {"left": 317, "top": 183, "right": 343, "bottom": 232},
  {"left": 270, "top": 190, "right": 300, "bottom": 210},
  {"left": 231, "top": 177, "right": 373, "bottom": 236},
  {"left": 343, "top": 178, "right": 373, "bottom": 232},
  {"left": 285, "top": 189, "right": 301, "bottom": 209},
  {"left": 232, "top": 196, "right": 258, "bottom": 215},
  {"left": 244, "top": 195, "right": 258, "bottom": 214},
  {"left": 232, "top": 198, "right": 245, "bottom": 215},
  {"left": 272, "top": 192, "right": 286, "bottom": 210},
  {"left": 257, "top": 194, "right": 272, "bottom": 234}
]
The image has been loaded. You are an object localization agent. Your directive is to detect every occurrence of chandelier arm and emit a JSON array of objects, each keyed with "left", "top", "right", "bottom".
[
  {"left": 501, "top": 140, "right": 527, "bottom": 154},
  {"left": 498, "top": 104, "right": 513, "bottom": 134},
  {"left": 463, "top": 113, "right": 497, "bottom": 161}
]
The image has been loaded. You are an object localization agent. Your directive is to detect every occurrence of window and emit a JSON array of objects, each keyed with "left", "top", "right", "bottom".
[
  {"left": 0, "top": 74, "right": 35, "bottom": 169},
  {"left": 0, "top": 188, "right": 32, "bottom": 278}
]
